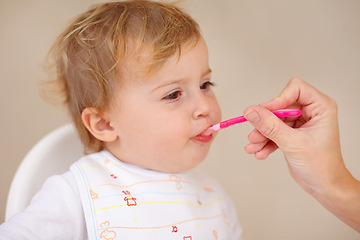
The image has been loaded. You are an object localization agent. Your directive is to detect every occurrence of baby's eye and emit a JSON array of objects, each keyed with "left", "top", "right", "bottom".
[
  {"left": 200, "top": 81, "right": 215, "bottom": 90},
  {"left": 163, "top": 90, "right": 182, "bottom": 102}
]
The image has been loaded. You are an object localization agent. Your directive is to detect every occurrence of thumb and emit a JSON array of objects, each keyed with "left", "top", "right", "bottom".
[{"left": 243, "top": 105, "right": 294, "bottom": 147}]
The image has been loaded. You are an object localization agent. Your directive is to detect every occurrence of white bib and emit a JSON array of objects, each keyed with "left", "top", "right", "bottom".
[{"left": 71, "top": 151, "right": 235, "bottom": 239}]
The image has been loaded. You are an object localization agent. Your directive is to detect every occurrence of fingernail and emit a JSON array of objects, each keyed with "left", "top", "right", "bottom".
[{"left": 244, "top": 110, "right": 261, "bottom": 123}]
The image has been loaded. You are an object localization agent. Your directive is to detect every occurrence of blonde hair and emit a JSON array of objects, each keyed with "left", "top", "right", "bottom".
[{"left": 43, "top": 0, "right": 201, "bottom": 153}]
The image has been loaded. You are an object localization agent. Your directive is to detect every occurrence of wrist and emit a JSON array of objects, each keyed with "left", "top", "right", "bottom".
[
  {"left": 312, "top": 166, "right": 360, "bottom": 232},
  {"left": 312, "top": 160, "right": 355, "bottom": 202}
]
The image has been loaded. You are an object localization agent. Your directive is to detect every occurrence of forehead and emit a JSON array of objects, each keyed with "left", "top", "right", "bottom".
[{"left": 118, "top": 37, "right": 206, "bottom": 85}]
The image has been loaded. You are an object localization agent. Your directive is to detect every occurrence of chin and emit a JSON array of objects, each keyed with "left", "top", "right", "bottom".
[
  {"left": 164, "top": 161, "right": 204, "bottom": 173},
  {"left": 181, "top": 157, "right": 207, "bottom": 172}
]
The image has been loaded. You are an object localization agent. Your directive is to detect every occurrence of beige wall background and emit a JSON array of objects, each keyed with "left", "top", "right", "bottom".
[{"left": 1, "top": 0, "right": 360, "bottom": 239}]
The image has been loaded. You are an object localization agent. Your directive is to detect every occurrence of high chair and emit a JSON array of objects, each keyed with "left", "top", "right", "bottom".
[{"left": 5, "top": 124, "right": 84, "bottom": 221}]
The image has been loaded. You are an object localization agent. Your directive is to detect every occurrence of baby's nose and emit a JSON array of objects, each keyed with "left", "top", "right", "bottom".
[{"left": 192, "top": 94, "right": 211, "bottom": 119}]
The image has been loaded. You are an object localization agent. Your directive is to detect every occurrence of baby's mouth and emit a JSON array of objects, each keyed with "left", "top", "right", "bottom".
[
  {"left": 201, "top": 125, "right": 214, "bottom": 136},
  {"left": 193, "top": 127, "right": 214, "bottom": 143},
  {"left": 193, "top": 134, "right": 213, "bottom": 143}
]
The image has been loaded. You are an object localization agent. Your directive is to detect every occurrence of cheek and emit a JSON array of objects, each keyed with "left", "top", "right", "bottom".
[
  {"left": 140, "top": 113, "right": 188, "bottom": 143},
  {"left": 153, "top": 117, "right": 190, "bottom": 150},
  {"left": 140, "top": 126, "right": 187, "bottom": 162},
  {"left": 156, "top": 118, "right": 189, "bottom": 142}
]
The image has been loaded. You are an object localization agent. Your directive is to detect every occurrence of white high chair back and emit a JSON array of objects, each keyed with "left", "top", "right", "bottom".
[{"left": 5, "top": 124, "right": 84, "bottom": 221}]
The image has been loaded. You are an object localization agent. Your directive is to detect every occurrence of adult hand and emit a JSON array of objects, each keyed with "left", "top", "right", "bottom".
[{"left": 243, "top": 78, "right": 360, "bottom": 232}]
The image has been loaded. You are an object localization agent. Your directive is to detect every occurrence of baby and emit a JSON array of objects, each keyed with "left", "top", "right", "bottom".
[{"left": 0, "top": 1, "right": 242, "bottom": 239}]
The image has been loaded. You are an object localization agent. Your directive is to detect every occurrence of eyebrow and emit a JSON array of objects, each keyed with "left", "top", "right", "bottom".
[
  {"left": 203, "top": 68, "right": 212, "bottom": 76},
  {"left": 152, "top": 68, "right": 212, "bottom": 92}
]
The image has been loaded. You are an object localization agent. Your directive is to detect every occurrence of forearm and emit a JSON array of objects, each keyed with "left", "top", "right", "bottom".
[{"left": 313, "top": 166, "right": 360, "bottom": 232}]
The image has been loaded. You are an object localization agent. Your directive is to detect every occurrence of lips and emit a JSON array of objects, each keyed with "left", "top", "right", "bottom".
[{"left": 193, "top": 133, "right": 213, "bottom": 143}]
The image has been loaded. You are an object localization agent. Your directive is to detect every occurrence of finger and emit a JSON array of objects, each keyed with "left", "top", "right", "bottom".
[
  {"left": 248, "top": 129, "right": 268, "bottom": 144},
  {"left": 247, "top": 119, "right": 297, "bottom": 145},
  {"left": 261, "top": 78, "right": 322, "bottom": 112},
  {"left": 243, "top": 105, "right": 296, "bottom": 150},
  {"left": 254, "top": 141, "right": 279, "bottom": 160},
  {"left": 245, "top": 140, "right": 268, "bottom": 154}
]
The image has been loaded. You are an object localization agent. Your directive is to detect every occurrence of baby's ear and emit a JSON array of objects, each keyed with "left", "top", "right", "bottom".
[{"left": 81, "top": 107, "right": 117, "bottom": 142}]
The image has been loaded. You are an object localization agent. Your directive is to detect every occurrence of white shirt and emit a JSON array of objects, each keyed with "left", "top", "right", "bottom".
[{"left": 0, "top": 172, "right": 87, "bottom": 239}]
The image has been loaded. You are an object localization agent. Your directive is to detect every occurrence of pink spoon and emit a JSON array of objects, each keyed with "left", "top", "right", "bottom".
[{"left": 203, "top": 109, "right": 302, "bottom": 136}]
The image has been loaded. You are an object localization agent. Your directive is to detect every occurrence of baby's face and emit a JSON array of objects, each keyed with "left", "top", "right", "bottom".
[{"left": 105, "top": 37, "right": 221, "bottom": 172}]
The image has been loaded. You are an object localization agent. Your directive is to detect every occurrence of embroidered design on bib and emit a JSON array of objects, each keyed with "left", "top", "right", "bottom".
[
  {"left": 90, "top": 190, "right": 99, "bottom": 199},
  {"left": 170, "top": 174, "right": 183, "bottom": 190},
  {"left": 100, "top": 221, "right": 116, "bottom": 240},
  {"left": 122, "top": 190, "right": 137, "bottom": 206},
  {"left": 213, "top": 230, "right": 218, "bottom": 239}
]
